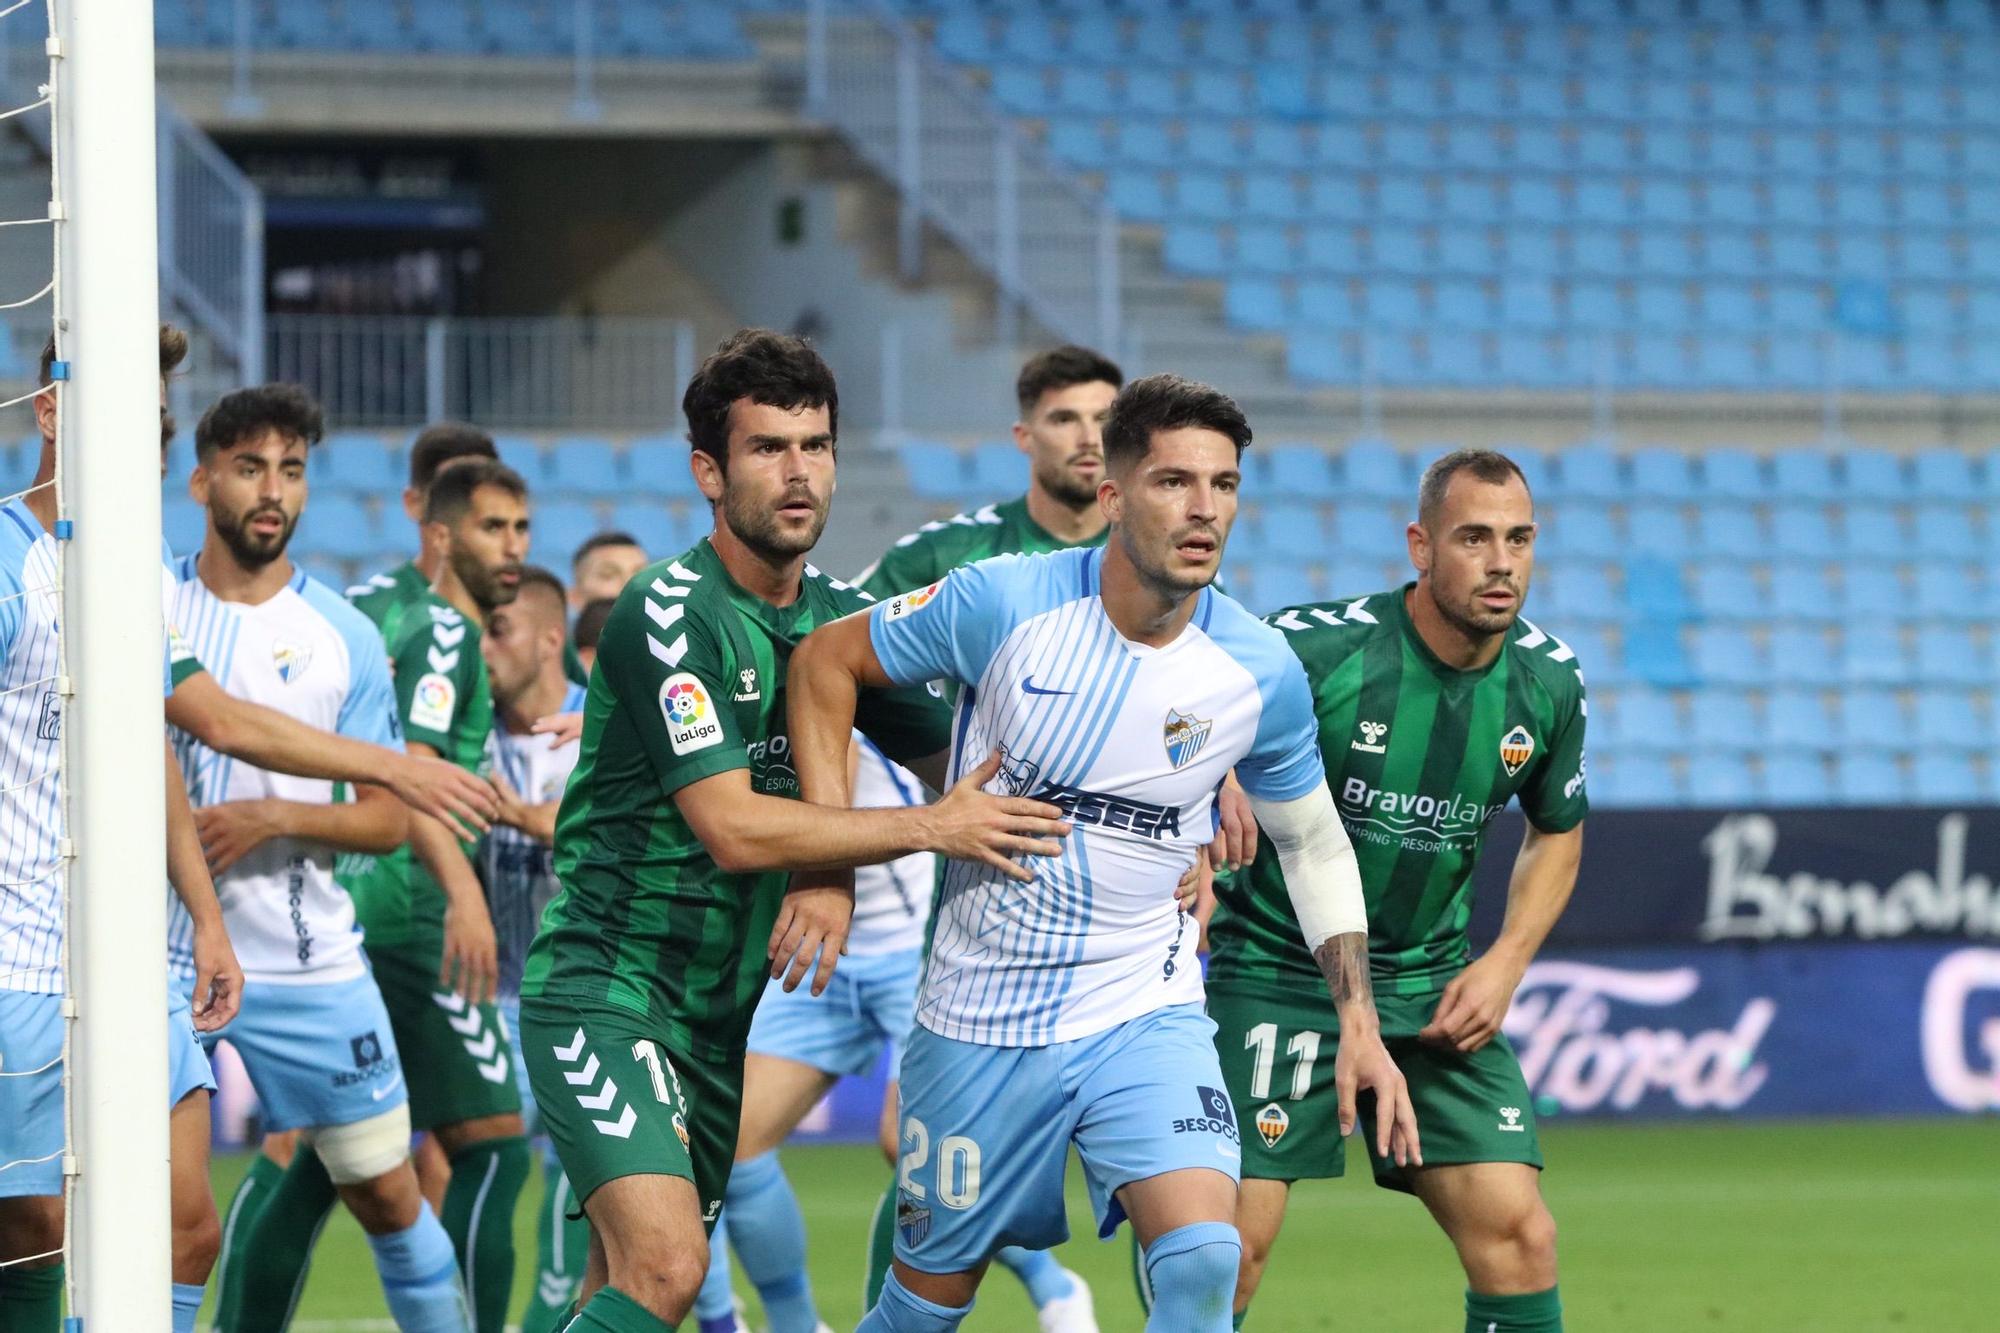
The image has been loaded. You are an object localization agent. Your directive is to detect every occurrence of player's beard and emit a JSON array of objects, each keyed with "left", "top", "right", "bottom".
[
  {"left": 722, "top": 482, "right": 828, "bottom": 561},
  {"left": 454, "top": 546, "right": 522, "bottom": 613},
  {"left": 1430, "top": 574, "right": 1524, "bottom": 640},
  {"left": 1034, "top": 449, "right": 1101, "bottom": 510},
  {"left": 213, "top": 501, "right": 296, "bottom": 569},
  {"left": 1123, "top": 519, "right": 1222, "bottom": 601}
]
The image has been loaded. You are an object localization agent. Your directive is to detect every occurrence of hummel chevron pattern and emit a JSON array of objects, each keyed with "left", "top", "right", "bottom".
[
  {"left": 432, "top": 990, "right": 509, "bottom": 1083},
  {"left": 553, "top": 1027, "right": 635, "bottom": 1138},
  {"left": 646, "top": 568, "right": 699, "bottom": 667}
]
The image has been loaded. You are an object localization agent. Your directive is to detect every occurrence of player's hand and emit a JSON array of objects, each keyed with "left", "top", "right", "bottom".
[
  {"left": 490, "top": 772, "right": 532, "bottom": 832},
  {"left": 1418, "top": 953, "right": 1524, "bottom": 1055},
  {"left": 768, "top": 871, "right": 856, "bottom": 997},
  {"left": 385, "top": 752, "right": 498, "bottom": 842},
  {"left": 1335, "top": 1022, "right": 1421, "bottom": 1168},
  {"left": 920, "top": 750, "right": 1070, "bottom": 883},
  {"left": 1172, "top": 858, "right": 1206, "bottom": 913},
  {"left": 195, "top": 799, "right": 282, "bottom": 877},
  {"left": 440, "top": 892, "right": 499, "bottom": 1006},
  {"left": 190, "top": 918, "right": 243, "bottom": 1032},
  {"left": 1209, "top": 772, "right": 1258, "bottom": 872},
  {"left": 531, "top": 711, "right": 585, "bottom": 749}
]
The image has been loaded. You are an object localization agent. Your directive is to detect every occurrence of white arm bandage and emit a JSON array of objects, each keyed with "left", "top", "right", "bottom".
[{"left": 1245, "top": 783, "right": 1368, "bottom": 953}]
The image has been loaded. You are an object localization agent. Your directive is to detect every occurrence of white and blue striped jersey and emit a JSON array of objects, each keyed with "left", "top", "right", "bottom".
[
  {"left": 483, "top": 679, "right": 587, "bottom": 1001},
  {"left": 166, "top": 556, "right": 401, "bottom": 985},
  {"left": 848, "top": 735, "right": 934, "bottom": 957},
  {"left": 869, "top": 547, "right": 1323, "bottom": 1046},
  {"left": 0, "top": 501, "right": 64, "bottom": 993}
]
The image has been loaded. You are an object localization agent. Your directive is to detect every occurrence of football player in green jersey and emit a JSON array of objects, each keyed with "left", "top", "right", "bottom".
[
  {"left": 235, "top": 460, "right": 538, "bottom": 1333},
  {"left": 1208, "top": 449, "right": 1586, "bottom": 1333},
  {"left": 348, "top": 421, "right": 500, "bottom": 652},
  {"left": 518, "top": 330, "right": 1074, "bottom": 1333}
]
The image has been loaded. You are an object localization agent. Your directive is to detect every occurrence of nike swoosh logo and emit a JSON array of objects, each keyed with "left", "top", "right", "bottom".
[
  {"left": 1021, "top": 677, "right": 1074, "bottom": 697},
  {"left": 370, "top": 1073, "right": 404, "bottom": 1102}
]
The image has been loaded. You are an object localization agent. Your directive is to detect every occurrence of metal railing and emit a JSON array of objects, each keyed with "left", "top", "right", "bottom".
[
  {"left": 266, "top": 314, "right": 697, "bottom": 429},
  {"left": 803, "top": 0, "right": 1121, "bottom": 352},
  {"left": 158, "top": 99, "right": 264, "bottom": 383}
]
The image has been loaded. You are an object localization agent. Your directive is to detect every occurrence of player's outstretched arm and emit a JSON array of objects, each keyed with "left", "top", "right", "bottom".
[
  {"left": 166, "top": 671, "right": 498, "bottom": 838},
  {"left": 1419, "top": 821, "right": 1584, "bottom": 1056},
  {"left": 164, "top": 741, "right": 242, "bottom": 1031},
  {"left": 1247, "top": 783, "right": 1421, "bottom": 1168},
  {"left": 491, "top": 772, "right": 560, "bottom": 844},
  {"left": 193, "top": 785, "right": 411, "bottom": 877}
]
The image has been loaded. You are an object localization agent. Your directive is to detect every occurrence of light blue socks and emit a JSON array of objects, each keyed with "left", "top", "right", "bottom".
[
  {"left": 366, "top": 1200, "right": 472, "bottom": 1333},
  {"left": 856, "top": 1269, "right": 971, "bottom": 1332},
  {"left": 171, "top": 1280, "right": 204, "bottom": 1333},
  {"left": 1142, "top": 1221, "right": 1241, "bottom": 1333},
  {"left": 995, "top": 1246, "right": 1076, "bottom": 1309},
  {"left": 721, "top": 1151, "right": 818, "bottom": 1333}
]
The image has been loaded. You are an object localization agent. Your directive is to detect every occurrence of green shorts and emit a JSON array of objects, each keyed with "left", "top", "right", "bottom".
[
  {"left": 517, "top": 995, "right": 740, "bottom": 1229},
  {"left": 1207, "top": 983, "right": 1542, "bottom": 1194},
  {"left": 368, "top": 940, "right": 523, "bottom": 1131}
]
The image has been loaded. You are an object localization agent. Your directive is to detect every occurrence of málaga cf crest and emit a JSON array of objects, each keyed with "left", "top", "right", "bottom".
[
  {"left": 1164, "top": 710, "right": 1213, "bottom": 770},
  {"left": 272, "top": 640, "right": 312, "bottom": 684}
]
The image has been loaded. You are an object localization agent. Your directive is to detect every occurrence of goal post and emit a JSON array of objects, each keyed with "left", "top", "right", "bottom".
[{"left": 54, "top": 1, "right": 171, "bottom": 1328}]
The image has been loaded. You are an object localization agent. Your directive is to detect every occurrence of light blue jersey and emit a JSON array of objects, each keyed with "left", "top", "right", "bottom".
[
  {"left": 0, "top": 501, "right": 63, "bottom": 994},
  {"left": 483, "top": 680, "right": 587, "bottom": 1002},
  {"left": 869, "top": 547, "right": 1322, "bottom": 1047}
]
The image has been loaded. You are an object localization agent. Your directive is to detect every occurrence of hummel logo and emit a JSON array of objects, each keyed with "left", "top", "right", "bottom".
[
  {"left": 1353, "top": 720, "right": 1388, "bottom": 753},
  {"left": 1498, "top": 1106, "right": 1524, "bottom": 1132},
  {"left": 1021, "top": 677, "right": 1074, "bottom": 697}
]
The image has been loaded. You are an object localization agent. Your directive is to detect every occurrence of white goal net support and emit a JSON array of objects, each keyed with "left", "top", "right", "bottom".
[{"left": 0, "top": 1, "right": 171, "bottom": 1328}]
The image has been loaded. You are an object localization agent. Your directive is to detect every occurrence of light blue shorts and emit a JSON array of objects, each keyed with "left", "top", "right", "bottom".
[
  {"left": 0, "top": 985, "right": 218, "bottom": 1198},
  {"left": 205, "top": 970, "right": 406, "bottom": 1132},
  {"left": 0, "top": 991, "right": 63, "bottom": 1198},
  {"left": 748, "top": 946, "right": 922, "bottom": 1081},
  {"left": 892, "top": 1001, "right": 1240, "bottom": 1274}
]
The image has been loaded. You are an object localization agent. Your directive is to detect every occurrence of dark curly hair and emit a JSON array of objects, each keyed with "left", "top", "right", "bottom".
[
  {"left": 193, "top": 383, "right": 325, "bottom": 462},
  {"left": 1101, "top": 373, "right": 1251, "bottom": 473},
  {"left": 682, "top": 329, "right": 837, "bottom": 476},
  {"left": 1015, "top": 344, "right": 1122, "bottom": 417}
]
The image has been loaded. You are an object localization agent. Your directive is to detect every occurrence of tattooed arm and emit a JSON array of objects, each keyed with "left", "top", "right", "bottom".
[{"left": 1249, "top": 785, "right": 1419, "bottom": 1166}]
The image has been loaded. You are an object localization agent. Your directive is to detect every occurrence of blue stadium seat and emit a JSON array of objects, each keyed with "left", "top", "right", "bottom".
[
  {"left": 1064, "top": 13, "right": 1124, "bottom": 63},
  {"left": 1914, "top": 561, "right": 1982, "bottom": 621},
  {"left": 1187, "top": 123, "right": 1242, "bottom": 170},
  {"left": 1054, "top": 70, "right": 1115, "bottom": 116},
  {"left": 1762, "top": 754, "right": 1832, "bottom": 805},
  {"left": 1594, "top": 755, "right": 1684, "bottom": 808},
  {"left": 1626, "top": 503, "right": 1693, "bottom": 560},
  {"left": 901, "top": 442, "right": 971, "bottom": 500},
  {"left": 1835, "top": 689, "right": 1906, "bottom": 752},
  {"left": 626, "top": 436, "right": 701, "bottom": 499},
  {"left": 1536, "top": 505, "right": 1617, "bottom": 562},
  {"left": 1373, "top": 228, "right": 1430, "bottom": 275},
  {"left": 1605, "top": 688, "right": 1682, "bottom": 754},
  {"left": 1123, "top": 70, "right": 1179, "bottom": 116},
  {"left": 1264, "top": 445, "right": 1339, "bottom": 500},
  {"left": 1773, "top": 506, "right": 1837, "bottom": 558},
  {"left": 1235, "top": 226, "right": 1294, "bottom": 275},
  {"left": 1771, "top": 562, "right": 1837, "bottom": 619},
  {"left": 1254, "top": 68, "right": 1315, "bottom": 119},
  {"left": 1249, "top": 123, "right": 1309, "bottom": 169},
  {"left": 1692, "top": 563, "right": 1762, "bottom": 620},
  {"left": 1688, "top": 753, "right": 1758, "bottom": 806},
  {"left": 1916, "top": 626, "right": 1986, "bottom": 685},
  {"left": 546, "top": 437, "right": 624, "bottom": 496},
  {"left": 1302, "top": 227, "right": 1363, "bottom": 276},
  {"left": 1839, "top": 565, "right": 1909, "bottom": 622},
  {"left": 1772, "top": 626, "right": 1840, "bottom": 686},
  {"left": 1540, "top": 563, "right": 1620, "bottom": 624},
  {"left": 1769, "top": 690, "right": 1837, "bottom": 751},
  {"left": 1692, "top": 689, "right": 1764, "bottom": 754},
  {"left": 1913, "top": 451, "right": 1980, "bottom": 499},
  {"left": 988, "top": 68, "right": 1047, "bottom": 114},
  {"left": 1694, "top": 505, "right": 1764, "bottom": 560},
  {"left": 530, "top": 500, "right": 600, "bottom": 565},
  {"left": 1915, "top": 692, "right": 1983, "bottom": 754},
  {"left": 1286, "top": 334, "right": 1355, "bottom": 385},
  {"left": 1107, "top": 171, "right": 1167, "bottom": 220},
  {"left": 1834, "top": 752, "right": 1906, "bottom": 805},
  {"left": 1170, "top": 171, "right": 1234, "bottom": 221},
  {"left": 1842, "top": 628, "right": 1911, "bottom": 684},
  {"left": 1338, "top": 442, "right": 1408, "bottom": 500},
  {"left": 1691, "top": 626, "right": 1768, "bottom": 686},
  {"left": 1162, "top": 224, "right": 1228, "bottom": 275},
  {"left": 1251, "top": 502, "right": 1326, "bottom": 558},
  {"left": 1331, "top": 498, "right": 1400, "bottom": 548},
  {"left": 1225, "top": 279, "right": 1288, "bottom": 330},
  {"left": 1548, "top": 444, "right": 1617, "bottom": 500},
  {"left": 933, "top": 13, "right": 992, "bottom": 63},
  {"left": 1841, "top": 504, "right": 1910, "bottom": 556},
  {"left": 318, "top": 434, "right": 400, "bottom": 493},
  {"left": 968, "top": 441, "right": 1020, "bottom": 496},
  {"left": 1623, "top": 621, "right": 1691, "bottom": 687},
  {"left": 1047, "top": 120, "right": 1109, "bottom": 168},
  {"left": 1297, "top": 278, "right": 1362, "bottom": 328},
  {"left": 1913, "top": 754, "right": 1985, "bottom": 803}
]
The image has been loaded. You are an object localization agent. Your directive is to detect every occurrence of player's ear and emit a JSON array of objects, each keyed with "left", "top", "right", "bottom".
[
  {"left": 1405, "top": 520, "right": 1429, "bottom": 574},
  {"left": 691, "top": 447, "right": 724, "bottom": 503},
  {"left": 188, "top": 461, "right": 208, "bottom": 506},
  {"left": 1011, "top": 420, "right": 1031, "bottom": 455},
  {"left": 402, "top": 486, "right": 424, "bottom": 524},
  {"left": 1099, "top": 475, "right": 1121, "bottom": 522}
]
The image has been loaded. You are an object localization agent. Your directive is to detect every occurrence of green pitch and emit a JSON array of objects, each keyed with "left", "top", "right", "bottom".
[{"left": 215, "top": 1118, "right": 1998, "bottom": 1331}]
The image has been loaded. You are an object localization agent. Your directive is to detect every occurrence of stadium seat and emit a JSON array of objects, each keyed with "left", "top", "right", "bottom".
[
  {"left": 1833, "top": 753, "right": 1906, "bottom": 805},
  {"left": 626, "top": 436, "right": 701, "bottom": 499},
  {"left": 1700, "top": 448, "right": 1770, "bottom": 499},
  {"left": 1769, "top": 690, "right": 1837, "bottom": 751},
  {"left": 1338, "top": 441, "right": 1408, "bottom": 500},
  {"left": 1687, "top": 753, "right": 1758, "bottom": 806},
  {"left": 1605, "top": 688, "right": 1682, "bottom": 754},
  {"left": 1253, "top": 502, "right": 1326, "bottom": 557},
  {"left": 1693, "top": 564, "right": 1763, "bottom": 620},
  {"left": 1693, "top": 505, "right": 1764, "bottom": 560},
  {"left": 1622, "top": 621, "right": 1691, "bottom": 687},
  {"left": 533, "top": 501, "right": 603, "bottom": 566},
  {"left": 1691, "top": 626, "right": 1768, "bottom": 687},
  {"left": 1593, "top": 755, "right": 1683, "bottom": 807},
  {"left": 1842, "top": 505, "right": 1911, "bottom": 558},
  {"left": 1762, "top": 754, "right": 1832, "bottom": 805},
  {"left": 1842, "top": 629, "right": 1911, "bottom": 685},
  {"left": 1691, "top": 689, "right": 1764, "bottom": 754},
  {"left": 1551, "top": 444, "right": 1621, "bottom": 500},
  {"left": 901, "top": 442, "right": 971, "bottom": 500},
  {"left": 1913, "top": 754, "right": 1985, "bottom": 803},
  {"left": 1915, "top": 692, "right": 1983, "bottom": 754},
  {"left": 1539, "top": 507, "right": 1619, "bottom": 562},
  {"left": 1772, "top": 506, "right": 1837, "bottom": 560},
  {"left": 1771, "top": 563, "right": 1838, "bottom": 620},
  {"left": 1839, "top": 565, "right": 1909, "bottom": 621},
  {"left": 1264, "top": 445, "right": 1339, "bottom": 500},
  {"left": 1913, "top": 451, "right": 1979, "bottom": 499},
  {"left": 318, "top": 433, "right": 401, "bottom": 493},
  {"left": 1771, "top": 627, "right": 1840, "bottom": 686},
  {"left": 545, "top": 437, "right": 624, "bottom": 496},
  {"left": 1916, "top": 627, "right": 1986, "bottom": 685},
  {"left": 1627, "top": 503, "right": 1693, "bottom": 560}
]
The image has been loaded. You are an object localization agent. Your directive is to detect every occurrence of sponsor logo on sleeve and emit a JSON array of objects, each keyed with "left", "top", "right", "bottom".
[
  {"left": 883, "top": 580, "right": 943, "bottom": 622},
  {"left": 409, "top": 672, "right": 456, "bottom": 732},
  {"left": 733, "top": 667, "right": 761, "bottom": 702},
  {"left": 659, "top": 673, "right": 723, "bottom": 755}
]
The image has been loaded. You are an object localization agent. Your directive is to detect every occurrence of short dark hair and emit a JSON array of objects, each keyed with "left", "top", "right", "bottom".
[
  {"left": 40, "top": 323, "right": 188, "bottom": 386},
  {"left": 572, "top": 596, "right": 616, "bottom": 653},
  {"left": 1101, "top": 373, "right": 1251, "bottom": 473},
  {"left": 514, "top": 564, "right": 567, "bottom": 609},
  {"left": 408, "top": 422, "right": 497, "bottom": 491},
  {"left": 423, "top": 457, "right": 528, "bottom": 526},
  {"left": 682, "top": 329, "right": 838, "bottom": 475},
  {"left": 1015, "top": 345, "right": 1123, "bottom": 417},
  {"left": 573, "top": 530, "right": 643, "bottom": 570},
  {"left": 1416, "top": 449, "right": 1531, "bottom": 530},
  {"left": 193, "top": 383, "right": 325, "bottom": 462}
]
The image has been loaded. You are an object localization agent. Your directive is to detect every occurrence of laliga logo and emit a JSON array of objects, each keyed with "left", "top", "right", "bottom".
[
  {"left": 1920, "top": 948, "right": 2000, "bottom": 1111},
  {"left": 1503, "top": 961, "right": 1775, "bottom": 1113}
]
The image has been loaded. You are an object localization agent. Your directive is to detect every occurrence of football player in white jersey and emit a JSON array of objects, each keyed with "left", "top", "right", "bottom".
[
  {"left": 792, "top": 375, "right": 1419, "bottom": 1333},
  {"left": 476, "top": 565, "right": 589, "bottom": 1333},
  {"left": 167, "top": 384, "right": 471, "bottom": 1332},
  {"left": 1, "top": 326, "right": 244, "bottom": 1333}
]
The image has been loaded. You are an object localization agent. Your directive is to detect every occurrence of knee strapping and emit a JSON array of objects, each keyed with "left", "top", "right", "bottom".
[
  {"left": 1144, "top": 1222, "right": 1241, "bottom": 1327},
  {"left": 304, "top": 1104, "right": 412, "bottom": 1185}
]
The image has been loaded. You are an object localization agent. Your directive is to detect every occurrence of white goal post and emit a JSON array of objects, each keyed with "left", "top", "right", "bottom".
[{"left": 53, "top": 0, "right": 171, "bottom": 1328}]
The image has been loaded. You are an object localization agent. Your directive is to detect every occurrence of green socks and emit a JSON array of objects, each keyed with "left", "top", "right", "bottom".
[
  {"left": 1465, "top": 1286, "right": 1563, "bottom": 1333},
  {"left": 214, "top": 1151, "right": 285, "bottom": 1331},
  {"left": 862, "top": 1175, "right": 897, "bottom": 1311},
  {"left": 442, "top": 1135, "right": 532, "bottom": 1333},
  {"left": 522, "top": 1158, "right": 590, "bottom": 1333},
  {"left": 572, "top": 1285, "right": 674, "bottom": 1332},
  {"left": 0, "top": 1262, "right": 62, "bottom": 1332},
  {"left": 229, "top": 1147, "right": 340, "bottom": 1333}
]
